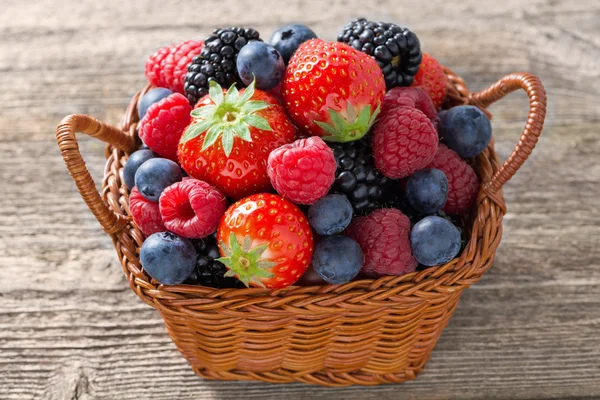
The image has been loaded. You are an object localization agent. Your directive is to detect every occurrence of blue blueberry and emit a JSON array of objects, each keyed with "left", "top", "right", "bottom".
[
  {"left": 439, "top": 105, "right": 492, "bottom": 158},
  {"left": 134, "top": 158, "right": 182, "bottom": 202},
  {"left": 410, "top": 216, "right": 461, "bottom": 266},
  {"left": 236, "top": 41, "right": 285, "bottom": 90},
  {"left": 405, "top": 168, "right": 448, "bottom": 214},
  {"left": 140, "top": 232, "right": 197, "bottom": 285},
  {"left": 311, "top": 235, "right": 363, "bottom": 284},
  {"left": 138, "top": 88, "right": 172, "bottom": 120},
  {"left": 123, "top": 149, "right": 157, "bottom": 189},
  {"left": 269, "top": 24, "right": 318, "bottom": 64},
  {"left": 308, "top": 194, "right": 353, "bottom": 236}
]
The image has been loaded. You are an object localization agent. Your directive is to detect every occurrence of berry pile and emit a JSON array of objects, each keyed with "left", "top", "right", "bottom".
[{"left": 131, "top": 19, "right": 492, "bottom": 289}]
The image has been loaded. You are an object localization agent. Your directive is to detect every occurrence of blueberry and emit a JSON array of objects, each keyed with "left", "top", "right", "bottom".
[
  {"left": 268, "top": 24, "right": 318, "bottom": 64},
  {"left": 138, "top": 88, "right": 172, "bottom": 120},
  {"left": 311, "top": 235, "right": 363, "bottom": 284},
  {"left": 405, "top": 168, "right": 448, "bottom": 214},
  {"left": 236, "top": 41, "right": 285, "bottom": 90},
  {"left": 410, "top": 216, "right": 461, "bottom": 266},
  {"left": 140, "top": 232, "right": 197, "bottom": 285},
  {"left": 308, "top": 194, "right": 353, "bottom": 236},
  {"left": 123, "top": 149, "right": 156, "bottom": 189},
  {"left": 134, "top": 158, "right": 182, "bottom": 202},
  {"left": 439, "top": 105, "right": 492, "bottom": 158}
]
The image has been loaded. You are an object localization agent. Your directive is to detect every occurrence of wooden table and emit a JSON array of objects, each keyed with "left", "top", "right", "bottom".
[{"left": 2, "top": 1, "right": 599, "bottom": 398}]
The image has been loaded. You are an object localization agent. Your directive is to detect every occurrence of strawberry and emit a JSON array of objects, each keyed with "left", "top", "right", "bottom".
[
  {"left": 178, "top": 80, "right": 296, "bottom": 200},
  {"left": 412, "top": 53, "right": 447, "bottom": 109},
  {"left": 217, "top": 193, "right": 314, "bottom": 289},
  {"left": 282, "top": 39, "right": 386, "bottom": 142}
]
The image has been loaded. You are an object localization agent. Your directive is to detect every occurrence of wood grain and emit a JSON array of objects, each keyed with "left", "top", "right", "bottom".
[{"left": 1, "top": 0, "right": 599, "bottom": 398}]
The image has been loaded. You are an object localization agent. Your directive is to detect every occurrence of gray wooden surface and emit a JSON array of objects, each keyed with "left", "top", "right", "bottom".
[{"left": 1, "top": 0, "right": 599, "bottom": 399}]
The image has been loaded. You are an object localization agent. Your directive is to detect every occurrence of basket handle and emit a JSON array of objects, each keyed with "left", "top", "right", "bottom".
[
  {"left": 56, "top": 114, "right": 138, "bottom": 234},
  {"left": 467, "top": 72, "right": 547, "bottom": 193}
]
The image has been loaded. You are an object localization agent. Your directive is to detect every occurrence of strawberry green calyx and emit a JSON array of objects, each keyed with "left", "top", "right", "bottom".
[
  {"left": 217, "top": 233, "right": 276, "bottom": 288},
  {"left": 315, "top": 101, "right": 381, "bottom": 143},
  {"left": 180, "top": 79, "right": 272, "bottom": 157}
]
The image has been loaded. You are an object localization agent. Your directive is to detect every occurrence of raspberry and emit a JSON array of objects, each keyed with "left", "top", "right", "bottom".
[
  {"left": 145, "top": 40, "right": 204, "bottom": 94},
  {"left": 159, "top": 178, "right": 227, "bottom": 239},
  {"left": 345, "top": 208, "right": 417, "bottom": 277},
  {"left": 138, "top": 93, "right": 192, "bottom": 161},
  {"left": 382, "top": 86, "right": 440, "bottom": 129},
  {"left": 412, "top": 53, "right": 447, "bottom": 109},
  {"left": 267, "top": 137, "right": 337, "bottom": 205},
  {"left": 427, "top": 144, "right": 479, "bottom": 215},
  {"left": 372, "top": 106, "right": 438, "bottom": 179},
  {"left": 129, "top": 187, "right": 166, "bottom": 236}
]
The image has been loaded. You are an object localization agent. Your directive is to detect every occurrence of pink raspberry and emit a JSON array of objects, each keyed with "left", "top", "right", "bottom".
[
  {"left": 372, "top": 106, "right": 438, "bottom": 179},
  {"left": 345, "top": 208, "right": 417, "bottom": 277},
  {"left": 267, "top": 137, "right": 336, "bottom": 205},
  {"left": 159, "top": 178, "right": 227, "bottom": 239},
  {"left": 382, "top": 86, "right": 440, "bottom": 129},
  {"left": 129, "top": 187, "right": 166, "bottom": 236},
  {"left": 427, "top": 144, "right": 479, "bottom": 215},
  {"left": 145, "top": 40, "right": 204, "bottom": 94},
  {"left": 138, "top": 93, "right": 192, "bottom": 162}
]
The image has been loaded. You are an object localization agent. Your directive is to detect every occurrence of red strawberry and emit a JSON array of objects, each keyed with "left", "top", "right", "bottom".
[
  {"left": 427, "top": 144, "right": 479, "bottom": 215},
  {"left": 412, "top": 53, "right": 447, "bottom": 109},
  {"left": 145, "top": 40, "right": 204, "bottom": 94},
  {"left": 129, "top": 187, "right": 166, "bottom": 236},
  {"left": 345, "top": 208, "right": 417, "bottom": 277},
  {"left": 178, "top": 80, "right": 296, "bottom": 200},
  {"left": 282, "top": 39, "right": 386, "bottom": 142},
  {"left": 217, "top": 193, "right": 314, "bottom": 288}
]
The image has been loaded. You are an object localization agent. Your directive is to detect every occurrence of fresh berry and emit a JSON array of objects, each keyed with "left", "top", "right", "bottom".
[
  {"left": 145, "top": 40, "right": 204, "bottom": 94},
  {"left": 123, "top": 149, "right": 157, "bottom": 190},
  {"left": 372, "top": 106, "right": 438, "bottom": 179},
  {"left": 217, "top": 194, "right": 314, "bottom": 288},
  {"left": 184, "top": 27, "right": 261, "bottom": 105},
  {"left": 129, "top": 187, "right": 166, "bottom": 236},
  {"left": 237, "top": 41, "right": 285, "bottom": 90},
  {"left": 267, "top": 137, "right": 336, "bottom": 204},
  {"left": 307, "top": 194, "right": 353, "bottom": 236},
  {"left": 185, "top": 233, "right": 245, "bottom": 288},
  {"left": 311, "top": 235, "right": 363, "bottom": 284},
  {"left": 412, "top": 53, "right": 447, "bottom": 109},
  {"left": 410, "top": 216, "right": 461, "bottom": 266},
  {"left": 337, "top": 18, "right": 422, "bottom": 88},
  {"left": 134, "top": 158, "right": 182, "bottom": 202},
  {"left": 140, "top": 232, "right": 197, "bottom": 285},
  {"left": 283, "top": 39, "right": 385, "bottom": 141},
  {"left": 345, "top": 208, "right": 417, "bottom": 277},
  {"left": 427, "top": 144, "right": 479, "bottom": 215},
  {"left": 138, "top": 93, "right": 192, "bottom": 161},
  {"left": 329, "top": 136, "right": 392, "bottom": 215},
  {"left": 381, "top": 86, "right": 440, "bottom": 129},
  {"left": 138, "top": 88, "right": 173, "bottom": 120},
  {"left": 159, "top": 178, "right": 226, "bottom": 238},
  {"left": 439, "top": 105, "right": 492, "bottom": 158},
  {"left": 405, "top": 168, "right": 448, "bottom": 214},
  {"left": 178, "top": 80, "right": 295, "bottom": 200},
  {"left": 268, "top": 24, "right": 318, "bottom": 64}
]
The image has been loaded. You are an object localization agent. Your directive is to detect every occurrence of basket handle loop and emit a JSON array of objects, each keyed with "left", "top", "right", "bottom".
[
  {"left": 467, "top": 72, "right": 547, "bottom": 193},
  {"left": 56, "top": 114, "right": 137, "bottom": 234}
]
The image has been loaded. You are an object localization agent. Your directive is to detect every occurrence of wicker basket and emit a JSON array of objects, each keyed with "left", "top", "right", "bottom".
[{"left": 56, "top": 68, "right": 546, "bottom": 387}]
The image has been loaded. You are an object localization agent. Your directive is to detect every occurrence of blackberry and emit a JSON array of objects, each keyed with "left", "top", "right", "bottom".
[
  {"left": 185, "top": 233, "right": 244, "bottom": 289},
  {"left": 329, "top": 137, "right": 392, "bottom": 215},
  {"left": 337, "top": 18, "right": 422, "bottom": 88},
  {"left": 184, "top": 27, "right": 261, "bottom": 105}
]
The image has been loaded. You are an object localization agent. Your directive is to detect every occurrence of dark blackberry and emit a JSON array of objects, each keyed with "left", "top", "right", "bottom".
[
  {"left": 185, "top": 233, "right": 244, "bottom": 289},
  {"left": 329, "top": 137, "right": 392, "bottom": 215},
  {"left": 337, "top": 18, "right": 422, "bottom": 88},
  {"left": 184, "top": 27, "right": 262, "bottom": 105}
]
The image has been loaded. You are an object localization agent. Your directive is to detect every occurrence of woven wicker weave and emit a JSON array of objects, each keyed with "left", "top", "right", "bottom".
[{"left": 56, "top": 68, "right": 546, "bottom": 387}]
